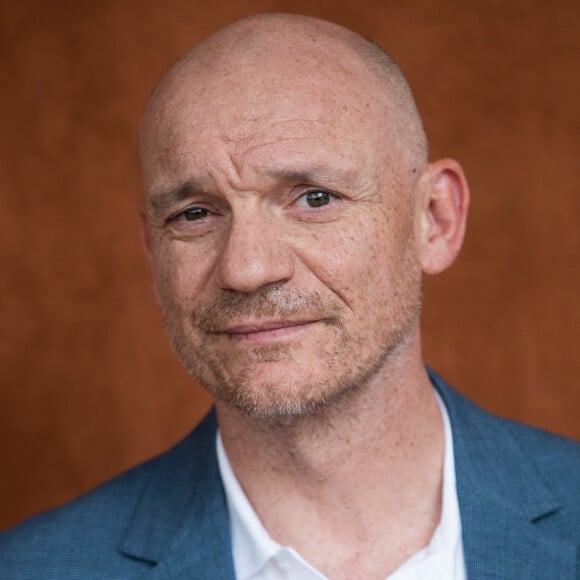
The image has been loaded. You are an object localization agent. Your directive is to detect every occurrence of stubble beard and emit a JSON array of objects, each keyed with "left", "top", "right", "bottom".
[{"left": 160, "top": 252, "right": 422, "bottom": 419}]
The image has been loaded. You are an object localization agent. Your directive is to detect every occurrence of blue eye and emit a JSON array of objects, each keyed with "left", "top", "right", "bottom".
[{"left": 303, "top": 190, "right": 332, "bottom": 208}]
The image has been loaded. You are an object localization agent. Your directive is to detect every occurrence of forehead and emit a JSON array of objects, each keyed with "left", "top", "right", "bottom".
[{"left": 140, "top": 46, "right": 394, "bottom": 193}]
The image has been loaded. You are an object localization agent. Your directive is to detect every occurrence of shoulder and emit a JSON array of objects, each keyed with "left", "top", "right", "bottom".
[
  {"left": 493, "top": 410, "right": 580, "bottom": 521},
  {"left": 430, "top": 366, "right": 579, "bottom": 462},
  {"left": 0, "top": 411, "right": 219, "bottom": 579},
  {"left": 0, "top": 460, "right": 153, "bottom": 578},
  {"left": 442, "top": 372, "right": 579, "bottom": 483},
  {"left": 430, "top": 367, "right": 580, "bottom": 541}
]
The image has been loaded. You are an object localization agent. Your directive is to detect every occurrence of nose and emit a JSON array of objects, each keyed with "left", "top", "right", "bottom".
[{"left": 214, "top": 211, "right": 295, "bottom": 293}]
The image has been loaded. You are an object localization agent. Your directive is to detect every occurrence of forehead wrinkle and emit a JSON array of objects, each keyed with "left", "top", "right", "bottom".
[
  {"left": 146, "top": 108, "right": 387, "bottom": 205},
  {"left": 221, "top": 112, "right": 340, "bottom": 154},
  {"left": 228, "top": 135, "right": 370, "bottom": 193}
]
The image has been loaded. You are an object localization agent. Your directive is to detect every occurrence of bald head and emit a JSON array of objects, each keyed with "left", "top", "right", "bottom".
[{"left": 139, "top": 13, "right": 427, "bottom": 188}]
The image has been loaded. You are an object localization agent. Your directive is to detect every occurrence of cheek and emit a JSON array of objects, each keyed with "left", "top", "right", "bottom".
[
  {"left": 151, "top": 241, "right": 217, "bottom": 310},
  {"left": 291, "top": 223, "right": 385, "bottom": 307},
  {"left": 293, "top": 211, "right": 419, "bottom": 312}
]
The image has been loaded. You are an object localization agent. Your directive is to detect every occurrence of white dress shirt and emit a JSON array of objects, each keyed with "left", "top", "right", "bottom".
[{"left": 216, "top": 392, "right": 467, "bottom": 579}]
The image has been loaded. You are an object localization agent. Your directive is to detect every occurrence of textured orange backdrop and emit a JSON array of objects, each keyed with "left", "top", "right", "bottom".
[{"left": 1, "top": 0, "right": 578, "bottom": 531}]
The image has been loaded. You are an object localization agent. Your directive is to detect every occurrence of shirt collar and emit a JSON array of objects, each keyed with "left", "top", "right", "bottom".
[
  {"left": 217, "top": 429, "right": 279, "bottom": 578},
  {"left": 389, "top": 390, "right": 465, "bottom": 578}
]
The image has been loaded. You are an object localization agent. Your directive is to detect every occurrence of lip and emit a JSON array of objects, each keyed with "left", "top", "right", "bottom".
[{"left": 217, "top": 319, "right": 319, "bottom": 344}]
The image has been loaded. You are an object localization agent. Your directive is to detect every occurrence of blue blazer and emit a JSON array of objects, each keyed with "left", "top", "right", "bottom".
[{"left": 1, "top": 370, "right": 578, "bottom": 579}]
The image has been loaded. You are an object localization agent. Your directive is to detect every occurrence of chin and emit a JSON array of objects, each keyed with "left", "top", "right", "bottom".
[
  {"left": 202, "top": 354, "right": 385, "bottom": 420},
  {"left": 215, "top": 378, "right": 357, "bottom": 419},
  {"left": 204, "top": 362, "right": 338, "bottom": 418}
]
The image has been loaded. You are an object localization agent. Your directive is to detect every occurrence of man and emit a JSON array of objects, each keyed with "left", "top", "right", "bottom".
[{"left": 1, "top": 13, "right": 578, "bottom": 579}]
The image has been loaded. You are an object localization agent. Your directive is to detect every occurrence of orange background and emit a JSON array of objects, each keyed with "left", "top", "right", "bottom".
[{"left": 1, "top": 0, "right": 578, "bottom": 531}]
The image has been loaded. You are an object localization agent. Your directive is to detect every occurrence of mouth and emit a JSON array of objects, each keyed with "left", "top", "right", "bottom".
[{"left": 217, "top": 319, "right": 320, "bottom": 344}]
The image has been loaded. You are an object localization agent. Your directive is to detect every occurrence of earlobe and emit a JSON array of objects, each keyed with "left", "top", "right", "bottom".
[{"left": 417, "top": 158, "right": 470, "bottom": 275}]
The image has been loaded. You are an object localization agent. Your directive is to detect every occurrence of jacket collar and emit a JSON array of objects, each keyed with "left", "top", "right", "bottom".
[{"left": 430, "top": 368, "right": 576, "bottom": 579}]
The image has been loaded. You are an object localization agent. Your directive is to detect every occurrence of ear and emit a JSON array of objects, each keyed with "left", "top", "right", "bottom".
[
  {"left": 139, "top": 206, "right": 161, "bottom": 305},
  {"left": 415, "top": 158, "right": 470, "bottom": 275}
]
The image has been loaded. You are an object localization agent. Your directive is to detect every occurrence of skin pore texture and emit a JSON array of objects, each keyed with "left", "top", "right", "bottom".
[{"left": 140, "top": 13, "right": 469, "bottom": 579}]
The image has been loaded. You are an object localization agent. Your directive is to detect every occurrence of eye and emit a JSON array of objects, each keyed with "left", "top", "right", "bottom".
[
  {"left": 301, "top": 190, "right": 333, "bottom": 208},
  {"left": 170, "top": 207, "right": 210, "bottom": 222},
  {"left": 164, "top": 202, "right": 221, "bottom": 238}
]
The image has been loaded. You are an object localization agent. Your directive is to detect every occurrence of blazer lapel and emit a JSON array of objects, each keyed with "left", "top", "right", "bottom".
[
  {"left": 118, "top": 410, "right": 236, "bottom": 580},
  {"left": 430, "top": 369, "right": 577, "bottom": 579}
]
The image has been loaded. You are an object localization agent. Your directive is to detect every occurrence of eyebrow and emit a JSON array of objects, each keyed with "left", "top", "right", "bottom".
[
  {"left": 147, "top": 181, "right": 204, "bottom": 218},
  {"left": 264, "top": 167, "right": 329, "bottom": 183},
  {"left": 264, "top": 165, "right": 358, "bottom": 188}
]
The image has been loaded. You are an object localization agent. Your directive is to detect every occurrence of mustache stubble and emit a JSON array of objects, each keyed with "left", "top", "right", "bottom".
[{"left": 195, "top": 284, "right": 345, "bottom": 333}]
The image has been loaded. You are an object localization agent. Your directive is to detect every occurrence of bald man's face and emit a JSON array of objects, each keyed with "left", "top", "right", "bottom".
[{"left": 140, "top": 42, "right": 423, "bottom": 417}]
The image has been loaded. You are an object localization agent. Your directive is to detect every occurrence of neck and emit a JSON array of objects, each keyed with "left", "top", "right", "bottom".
[{"left": 216, "top": 334, "right": 444, "bottom": 578}]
